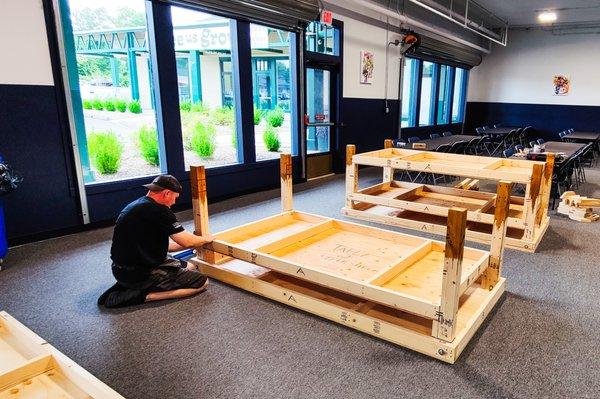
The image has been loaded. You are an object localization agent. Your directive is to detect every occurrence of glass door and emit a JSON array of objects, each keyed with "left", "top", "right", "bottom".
[
  {"left": 306, "top": 68, "right": 332, "bottom": 153},
  {"left": 305, "top": 66, "right": 336, "bottom": 178}
]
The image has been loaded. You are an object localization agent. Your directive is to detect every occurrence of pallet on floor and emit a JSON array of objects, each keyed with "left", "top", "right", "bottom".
[
  {"left": 0, "top": 311, "right": 124, "bottom": 398},
  {"left": 342, "top": 141, "right": 555, "bottom": 252},
  {"left": 189, "top": 155, "right": 511, "bottom": 363}
]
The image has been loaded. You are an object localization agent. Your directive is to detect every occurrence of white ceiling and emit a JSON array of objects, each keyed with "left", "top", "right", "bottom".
[{"left": 475, "top": 0, "right": 600, "bottom": 27}]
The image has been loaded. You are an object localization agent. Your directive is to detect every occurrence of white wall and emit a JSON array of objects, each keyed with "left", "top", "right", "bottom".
[
  {"left": 468, "top": 29, "right": 600, "bottom": 106},
  {"left": 336, "top": 14, "right": 403, "bottom": 100},
  {"left": 0, "top": 0, "right": 54, "bottom": 86}
]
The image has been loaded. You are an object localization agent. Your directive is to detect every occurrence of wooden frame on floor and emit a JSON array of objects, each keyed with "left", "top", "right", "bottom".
[
  {"left": 0, "top": 311, "right": 124, "bottom": 398},
  {"left": 342, "top": 143, "right": 555, "bottom": 252},
  {"left": 189, "top": 155, "right": 510, "bottom": 363}
]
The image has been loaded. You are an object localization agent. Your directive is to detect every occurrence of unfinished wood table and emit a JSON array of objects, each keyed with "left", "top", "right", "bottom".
[
  {"left": 189, "top": 155, "right": 510, "bottom": 364},
  {"left": 0, "top": 311, "right": 124, "bottom": 398},
  {"left": 342, "top": 141, "right": 555, "bottom": 252}
]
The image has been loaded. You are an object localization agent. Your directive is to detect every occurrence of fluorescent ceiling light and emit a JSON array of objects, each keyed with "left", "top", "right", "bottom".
[{"left": 538, "top": 11, "right": 557, "bottom": 23}]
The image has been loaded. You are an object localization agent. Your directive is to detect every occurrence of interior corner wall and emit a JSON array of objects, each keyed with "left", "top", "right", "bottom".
[
  {"left": 465, "top": 29, "right": 600, "bottom": 139},
  {"left": 0, "top": 0, "right": 82, "bottom": 245}
]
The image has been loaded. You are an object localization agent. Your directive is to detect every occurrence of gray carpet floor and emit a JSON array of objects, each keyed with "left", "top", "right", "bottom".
[{"left": 2, "top": 167, "right": 600, "bottom": 398}]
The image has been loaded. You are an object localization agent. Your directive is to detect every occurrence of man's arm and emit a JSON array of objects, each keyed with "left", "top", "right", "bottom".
[
  {"left": 168, "top": 238, "right": 186, "bottom": 252},
  {"left": 170, "top": 230, "right": 214, "bottom": 249}
]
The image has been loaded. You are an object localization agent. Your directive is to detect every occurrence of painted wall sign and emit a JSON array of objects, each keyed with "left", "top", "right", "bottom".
[{"left": 173, "top": 25, "right": 269, "bottom": 51}]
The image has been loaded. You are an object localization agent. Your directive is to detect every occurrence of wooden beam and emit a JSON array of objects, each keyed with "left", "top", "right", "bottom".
[
  {"left": 190, "top": 165, "right": 215, "bottom": 263},
  {"left": 434, "top": 207, "right": 467, "bottom": 342},
  {"left": 537, "top": 152, "right": 555, "bottom": 224},
  {"left": 383, "top": 139, "right": 394, "bottom": 184},
  {"left": 481, "top": 181, "right": 512, "bottom": 290},
  {"left": 523, "top": 163, "right": 544, "bottom": 241},
  {"left": 345, "top": 145, "right": 358, "bottom": 209},
  {"left": 280, "top": 154, "right": 293, "bottom": 212}
]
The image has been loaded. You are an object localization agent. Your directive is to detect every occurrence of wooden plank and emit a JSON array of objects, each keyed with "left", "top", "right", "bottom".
[
  {"left": 208, "top": 239, "right": 438, "bottom": 318},
  {"left": 190, "top": 165, "right": 215, "bottom": 263},
  {"left": 367, "top": 241, "right": 433, "bottom": 285},
  {"left": 345, "top": 145, "right": 358, "bottom": 210},
  {"left": 0, "top": 312, "right": 124, "bottom": 398},
  {"left": 452, "top": 277, "right": 506, "bottom": 361},
  {"left": 481, "top": 181, "right": 512, "bottom": 290},
  {"left": 192, "top": 257, "right": 506, "bottom": 364},
  {"left": 523, "top": 163, "right": 544, "bottom": 241},
  {"left": 280, "top": 154, "right": 293, "bottom": 212},
  {"left": 196, "top": 260, "right": 458, "bottom": 362},
  {"left": 0, "top": 355, "right": 55, "bottom": 392},
  {"left": 383, "top": 139, "right": 394, "bottom": 183},
  {"left": 434, "top": 208, "right": 467, "bottom": 342},
  {"left": 349, "top": 191, "right": 524, "bottom": 229},
  {"left": 537, "top": 153, "right": 555, "bottom": 224}
]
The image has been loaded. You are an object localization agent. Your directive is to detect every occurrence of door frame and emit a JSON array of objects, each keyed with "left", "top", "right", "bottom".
[{"left": 303, "top": 19, "right": 343, "bottom": 178}]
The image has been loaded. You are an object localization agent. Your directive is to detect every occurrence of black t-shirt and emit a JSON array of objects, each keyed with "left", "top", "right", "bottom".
[{"left": 110, "top": 196, "right": 185, "bottom": 282}]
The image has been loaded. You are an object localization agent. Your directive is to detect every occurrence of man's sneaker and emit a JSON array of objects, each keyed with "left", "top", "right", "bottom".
[
  {"left": 104, "top": 289, "right": 147, "bottom": 308},
  {"left": 97, "top": 283, "right": 126, "bottom": 306}
]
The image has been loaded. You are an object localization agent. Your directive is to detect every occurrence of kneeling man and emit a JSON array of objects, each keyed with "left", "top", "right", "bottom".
[{"left": 98, "top": 174, "right": 213, "bottom": 308}]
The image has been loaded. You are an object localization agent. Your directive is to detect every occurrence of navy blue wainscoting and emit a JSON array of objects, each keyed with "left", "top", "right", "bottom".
[
  {"left": 335, "top": 98, "right": 399, "bottom": 173},
  {"left": 465, "top": 102, "right": 600, "bottom": 141},
  {"left": 85, "top": 157, "right": 302, "bottom": 222},
  {"left": 0, "top": 84, "right": 82, "bottom": 244}
]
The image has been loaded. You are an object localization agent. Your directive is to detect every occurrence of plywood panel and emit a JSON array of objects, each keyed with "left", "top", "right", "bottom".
[
  {"left": 269, "top": 227, "right": 417, "bottom": 282},
  {"left": 378, "top": 249, "right": 482, "bottom": 303},
  {"left": 0, "top": 370, "right": 91, "bottom": 399}
]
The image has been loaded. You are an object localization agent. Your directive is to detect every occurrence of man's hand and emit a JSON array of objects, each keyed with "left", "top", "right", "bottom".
[
  {"left": 200, "top": 234, "right": 214, "bottom": 246},
  {"left": 171, "top": 230, "right": 215, "bottom": 249}
]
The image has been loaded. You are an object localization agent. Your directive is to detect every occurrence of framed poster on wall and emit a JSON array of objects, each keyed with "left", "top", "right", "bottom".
[
  {"left": 360, "top": 50, "right": 374, "bottom": 84},
  {"left": 553, "top": 75, "right": 570, "bottom": 96}
]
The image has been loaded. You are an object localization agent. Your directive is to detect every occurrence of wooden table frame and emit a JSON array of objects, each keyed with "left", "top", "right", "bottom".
[
  {"left": 189, "top": 154, "right": 510, "bottom": 363},
  {"left": 342, "top": 140, "right": 555, "bottom": 252},
  {"left": 0, "top": 312, "right": 124, "bottom": 398}
]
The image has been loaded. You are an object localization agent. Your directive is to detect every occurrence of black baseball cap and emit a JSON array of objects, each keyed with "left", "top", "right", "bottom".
[{"left": 143, "top": 175, "right": 183, "bottom": 193}]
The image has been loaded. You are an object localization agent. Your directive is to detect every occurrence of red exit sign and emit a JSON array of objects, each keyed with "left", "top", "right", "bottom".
[{"left": 321, "top": 10, "right": 333, "bottom": 26}]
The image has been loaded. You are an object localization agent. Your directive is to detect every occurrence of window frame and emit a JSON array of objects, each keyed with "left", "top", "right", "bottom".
[
  {"left": 56, "top": 0, "right": 303, "bottom": 196},
  {"left": 401, "top": 56, "right": 469, "bottom": 130}
]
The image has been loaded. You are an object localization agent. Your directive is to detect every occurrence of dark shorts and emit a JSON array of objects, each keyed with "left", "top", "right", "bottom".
[{"left": 113, "top": 258, "right": 207, "bottom": 293}]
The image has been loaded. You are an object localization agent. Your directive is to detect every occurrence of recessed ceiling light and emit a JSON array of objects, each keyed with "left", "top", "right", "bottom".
[{"left": 538, "top": 11, "right": 557, "bottom": 23}]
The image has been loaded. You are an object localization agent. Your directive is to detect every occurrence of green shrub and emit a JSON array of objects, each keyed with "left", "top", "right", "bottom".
[
  {"left": 179, "top": 100, "right": 192, "bottom": 112},
  {"left": 231, "top": 130, "right": 237, "bottom": 148},
  {"left": 191, "top": 101, "right": 210, "bottom": 115},
  {"left": 265, "top": 107, "right": 285, "bottom": 128},
  {"left": 82, "top": 99, "right": 93, "bottom": 110},
  {"left": 263, "top": 126, "right": 280, "bottom": 152},
  {"left": 115, "top": 99, "right": 127, "bottom": 112},
  {"left": 104, "top": 98, "right": 116, "bottom": 112},
  {"left": 137, "top": 125, "right": 159, "bottom": 166},
  {"left": 190, "top": 122, "right": 217, "bottom": 158},
  {"left": 87, "top": 130, "right": 122, "bottom": 174},
  {"left": 91, "top": 98, "right": 104, "bottom": 111},
  {"left": 128, "top": 100, "right": 142, "bottom": 114},
  {"left": 253, "top": 106, "right": 262, "bottom": 126},
  {"left": 211, "top": 106, "right": 234, "bottom": 126}
]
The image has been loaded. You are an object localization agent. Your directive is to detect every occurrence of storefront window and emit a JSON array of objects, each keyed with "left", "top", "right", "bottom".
[
  {"left": 437, "top": 65, "right": 452, "bottom": 124},
  {"left": 250, "top": 24, "right": 294, "bottom": 161},
  {"left": 419, "top": 61, "right": 434, "bottom": 126},
  {"left": 66, "top": 0, "right": 161, "bottom": 183},
  {"left": 171, "top": 6, "right": 239, "bottom": 169}
]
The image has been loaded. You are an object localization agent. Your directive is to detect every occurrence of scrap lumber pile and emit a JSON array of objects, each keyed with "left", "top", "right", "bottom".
[{"left": 557, "top": 191, "right": 600, "bottom": 222}]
